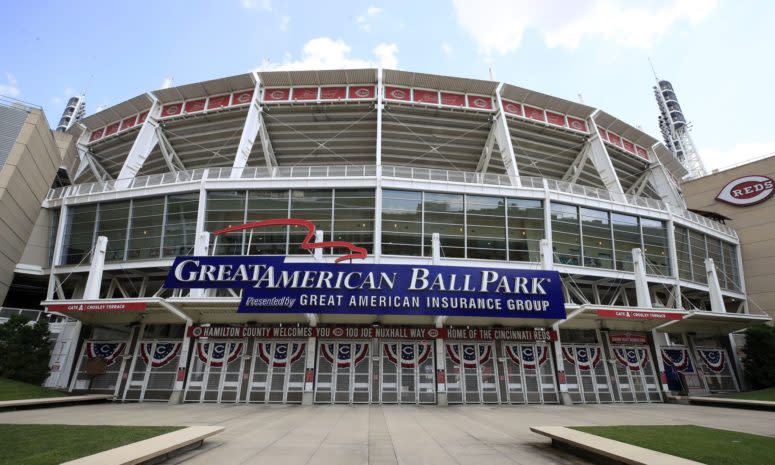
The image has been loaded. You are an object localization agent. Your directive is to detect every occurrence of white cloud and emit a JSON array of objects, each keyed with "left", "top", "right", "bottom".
[
  {"left": 367, "top": 6, "right": 383, "bottom": 16},
  {"left": 0, "top": 72, "right": 20, "bottom": 98},
  {"left": 702, "top": 142, "right": 775, "bottom": 172},
  {"left": 356, "top": 15, "right": 371, "bottom": 32},
  {"left": 441, "top": 43, "right": 454, "bottom": 57},
  {"left": 241, "top": 0, "right": 271, "bottom": 10},
  {"left": 452, "top": 0, "right": 717, "bottom": 55},
  {"left": 161, "top": 77, "right": 173, "bottom": 89},
  {"left": 279, "top": 15, "right": 290, "bottom": 31},
  {"left": 257, "top": 37, "right": 398, "bottom": 71}
]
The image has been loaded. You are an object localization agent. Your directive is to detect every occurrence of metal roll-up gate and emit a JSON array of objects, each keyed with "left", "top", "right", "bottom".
[
  {"left": 184, "top": 339, "right": 245, "bottom": 403},
  {"left": 314, "top": 341, "right": 372, "bottom": 404},
  {"left": 124, "top": 339, "right": 182, "bottom": 401},
  {"left": 248, "top": 340, "right": 307, "bottom": 403},
  {"left": 695, "top": 346, "right": 739, "bottom": 393},
  {"left": 561, "top": 343, "right": 614, "bottom": 403},
  {"left": 609, "top": 344, "right": 662, "bottom": 403},
  {"left": 500, "top": 342, "right": 558, "bottom": 404},
  {"left": 70, "top": 340, "right": 127, "bottom": 394},
  {"left": 379, "top": 341, "right": 435, "bottom": 404},
  {"left": 444, "top": 342, "right": 499, "bottom": 404}
]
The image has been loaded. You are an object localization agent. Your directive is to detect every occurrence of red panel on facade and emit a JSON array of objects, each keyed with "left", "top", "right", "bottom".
[
  {"left": 231, "top": 90, "right": 254, "bottom": 105},
  {"left": 524, "top": 106, "right": 546, "bottom": 122},
  {"left": 47, "top": 302, "right": 147, "bottom": 312},
  {"left": 264, "top": 88, "right": 290, "bottom": 101},
  {"left": 320, "top": 86, "right": 347, "bottom": 100},
  {"left": 413, "top": 89, "right": 439, "bottom": 104},
  {"left": 467, "top": 95, "right": 493, "bottom": 110},
  {"left": 292, "top": 87, "right": 319, "bottom": 101},
  {"left": 440, "top": 92, "right": 465, "bottom": 107},
  {"left": 120, "top": 116, "right": 136, "bottom": 131},
  {"left": 636, "top": 146, "right": 649, "bottom": 160},
  {"left": 502, "top": 100, "right": 523, "bottom": 116},
  {"left": 566, "top": 116, "right": 587, "bottom": 132},
  {"left": 207, "top": 94, "right": 230, "bottom": 110},
  {"left": 89, "top": 128, "right": 105, "bottom": 142},
  {"left": 104, "top": 122, "right": 120, "bottom": 136},
  {"left": 348, "top": 85, "right": 375, "bottom": 99},
  {"left": 137, "top": 111, "right": 149, "bottom": 124},
  {"left": 185, "top": 99, "right": 206, "bottom": 113},
  {"left": 598, "top": 126, "right": 608, "bottom": 141},
  {"left": 622, "top": 139, "right": 636, "bottom": 153},
  {"left": 596, "top": 309, "right": 683, "bottom": 320},
  {"left": 385, "top": 86, "right": 411, "bottom": 101},
  {"left": 161, "top": 103, "right": 182, "bottom": 117},
  {"left": 546, "top": 111, "right": 565, "bottom": 126},
  {"left": 607, "top": 132, "right": 622, "bottom": 147}
]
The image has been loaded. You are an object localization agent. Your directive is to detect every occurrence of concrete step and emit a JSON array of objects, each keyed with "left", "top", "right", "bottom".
[{"left": 0, "top": 394, "right": 112, "bottom": 410}]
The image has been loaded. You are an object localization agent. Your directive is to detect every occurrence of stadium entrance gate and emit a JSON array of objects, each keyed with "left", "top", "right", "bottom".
[
  {"left": 184, "top": 339, "right": 245, "bottom": 402},
  {"left": 561, "top": 343, "right": 615, "bottom": 404},
  {"left": 70, "top": 339, "right": 127, "bottom": 395},
  {"left": 314, "top": 340, "right": 372, "bottom": 404},
  {"left": 444, "top": 341, "right": 500, "bottom": 404},
  {"left": 607, "top": 342, "right": 662, "bottom": 403},
  {"left": 378, "top": 341, "right": 436, "bottom": 404},
  {"left": 247, "top": 340, "right": 307, "bottom": 403},
  {"left": 500, "top": 342, "right": 559, "bottom": 403},
  {"left": 123, "top": 339, "right": 182, "bottom": 401}
]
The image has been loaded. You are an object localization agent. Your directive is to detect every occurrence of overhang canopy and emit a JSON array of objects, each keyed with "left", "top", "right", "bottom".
[
  {"left": 560, "top": 305, "right": 688, "bottom": 331},
  {"left": 655, "top": 311, "right": 771, "bottom": 335}
]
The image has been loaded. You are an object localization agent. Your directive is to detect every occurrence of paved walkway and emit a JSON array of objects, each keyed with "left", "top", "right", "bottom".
[{"left": 0, "top": 403, "right": 772, "bottom": 465}]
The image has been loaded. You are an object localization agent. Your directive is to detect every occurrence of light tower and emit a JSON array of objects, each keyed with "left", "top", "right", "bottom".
[
  {"left": 653, "top": 79, "right": 705, "bottom": 178},
  {"left": 56, "top": 95, "right": 86, "bottom": 132}
]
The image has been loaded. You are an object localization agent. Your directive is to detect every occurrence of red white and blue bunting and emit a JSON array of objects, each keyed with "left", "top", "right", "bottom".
[
  {"left": 562, "top": 346, "right": 601, "bottom": 371},
  {"left": 321, "top": 343, "right": 369, "bottom": 368},
  {"left": 140, "top": 342, "right": 181, "bottom": 368},
  {"left": 446, "top": 344, "right": 492, "bottom": 368},
  {"left": 660, "top": 348, "right": 693, "bottom": 372},
  {"left": 384, "top": 343, "right": 432, "bottom": 368},
  {"left": 85, "top": 342, "right": 125, "bottom": 366},
  {"left": 505, "top": 344, "right": 549, "bottom": 369},
  {"left": 196, "top": 341, "right": 244, "bottom": 367},
  {"left": 612, "top": 347, "right": 649, "bottom": 371},
  {"left": 257, "top": 342, "right": 306, "bottom": 368},
  {"left": 697, "top": 349, "right": 726, "bottom": 373}
]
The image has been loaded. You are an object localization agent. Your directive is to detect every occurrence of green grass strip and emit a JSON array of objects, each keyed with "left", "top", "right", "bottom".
[{"left": 0, "top": 378, "right": 67, "bottom": 401}]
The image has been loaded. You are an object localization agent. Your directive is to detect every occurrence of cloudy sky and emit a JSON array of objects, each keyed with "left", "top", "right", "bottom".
[{"left": 1, "top": 0, "right": 772, "bottom": 171}]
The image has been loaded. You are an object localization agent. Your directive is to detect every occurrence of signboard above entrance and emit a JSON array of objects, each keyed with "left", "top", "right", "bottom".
[
  {"left": 596, "top": 309, "right": 683, "bottom": 320},
  {"left": 165, "top": 256, "right": 566, "bottom": 319}
]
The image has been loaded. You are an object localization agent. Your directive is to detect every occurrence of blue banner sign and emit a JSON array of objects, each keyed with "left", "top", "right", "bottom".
[{"left": 164, "top": 256, "right": 566, "bottom": 319}]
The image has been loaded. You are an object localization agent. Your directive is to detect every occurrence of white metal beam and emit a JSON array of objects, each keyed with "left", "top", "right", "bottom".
[
  {"left": 705, "top": 258, "right": 727, "bottom": 313},
  {"left": 117, "top": 97, "right": 162, "bottom": 184},
  {"left": 155, "top": 126, "right": 186, "bottom": 172},
  {"left": 632, "top": 248, "right": 653, "bottom": 308},
  {"left": 561, "top": 141, "right": 592, "bottom": 184},
  {"left": 494, "top": 84, "right": 521, "bottom": 186},
  {"left": 232, "top": 76, "right": 276, "bottom": 177},
  {"left": 625, "top": 168, "right": 652, "bottom": 196},
  {"left": 475, "top": 123, "right": 497, "bottom": 173},
  {"left": 646, "top": 146, "right": 685, "bottom": 208},
  {"left": 587, "top": 113, "right": 625, "bottom": 195}
]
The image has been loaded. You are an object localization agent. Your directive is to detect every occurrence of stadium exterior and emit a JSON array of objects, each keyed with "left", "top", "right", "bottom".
[{"left": 37, "top": 69, "right": 769, "bottom": 405}]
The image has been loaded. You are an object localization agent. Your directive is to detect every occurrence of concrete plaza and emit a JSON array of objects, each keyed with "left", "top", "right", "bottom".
[{"left": 0, "top": 403, "right": 772, "bottom": 464}]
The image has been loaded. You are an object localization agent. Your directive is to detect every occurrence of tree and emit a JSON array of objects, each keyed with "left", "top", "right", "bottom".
[
  {"left": 0, "top": 314, "right": 52, "bottom": 384},
  {"left": 742, "top": 325, "right": 775, "bottom": 390}
]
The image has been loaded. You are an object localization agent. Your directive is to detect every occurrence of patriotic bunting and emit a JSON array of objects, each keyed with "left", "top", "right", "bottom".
[
  {"left": 196, "top": 341, "right": 244, "bottom": 367},
  {"left": 446, "top": 344, "right": 492, "bottom": 368},
  {"left": 140, "top": 342, "right": 181, "bottom": 368},
  {"left": 257, "top": 342, "right": 306, "bottom": 368},
  {"left": 384, "top": 343, "right": 432, "bottom": 368},
  {"left": 320, "top": 343, "right": 369, "bottom": 368},
  {"left": 85, "top": 342, "right": 125, "bottom": 366},
  {"left": 505, "top": 344, "right": 549, "bottom": 369},
  {"left": 660, "top": 348, "right": 693, "bottom": 372},
  {"left": 562, "top": 346, "right": 601, "bottom": 371},
  {"left": 697, "top": 349, "right": 726, "bottom": 373},
  {"left": 612, "top": 347, "right": 649, "bottom": 371}
]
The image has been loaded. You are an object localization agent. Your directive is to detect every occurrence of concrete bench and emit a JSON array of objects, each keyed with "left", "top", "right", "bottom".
[
  {"left": 688, "top": 396, "right": 775, "bottom": 410},
  {"left": 62, "top": 425, "right": 224, "bottom": 465},
  {"left": 0, "top": 394, "right": 112, "bottom": 410},
  {"left": 531, "top": 426, "right": 703, "bottom": 465}
]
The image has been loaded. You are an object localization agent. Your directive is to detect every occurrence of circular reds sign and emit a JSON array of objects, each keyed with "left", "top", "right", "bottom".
[{"left": 716, "top": 175, "right": 775, "bottom": 206}]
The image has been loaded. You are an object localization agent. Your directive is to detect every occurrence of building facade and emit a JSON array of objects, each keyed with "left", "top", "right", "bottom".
[{"left": 27, "top": 69, "right": 768, "bottom": 405}]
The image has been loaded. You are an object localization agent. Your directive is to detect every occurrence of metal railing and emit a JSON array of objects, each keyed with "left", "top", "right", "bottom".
[{"left": 45, "top": 164, "right": 737, "bottom": 237}]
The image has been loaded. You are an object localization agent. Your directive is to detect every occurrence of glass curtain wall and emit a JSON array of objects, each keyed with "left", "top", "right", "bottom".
[
  {"left": 612, "top": 213, "right": 640, "bottom": 272},
  {"left": 674, "top": 225, "right": 740, "bottom": 291},
  {"left": 580, "top": 208, "right": 612, "bottom": 269},
  {"left": 423, "top": 193, "right": 465, "bottom": 258},
  {"left": 63, "top": 205, "right": 97, "bottom": 265},
  {"left": 507, "top": 199, "right": 543, "bottom": 262},
  {"left": 381, "top": 190, "right": 422, "bottom": 256},
  {"left": 163, "top": 193, "right": 199, "bottom": 257},
  {"left": 96, "top": 201, "right": 131, "bottom": 261},
  {"left": 551, "top": 203, "right": 581, "bottom": 266},
  {"left": 246, "top": 190, "right": 289, "bottom": 255},
  {"left": 127, "top": 197, "right": 165, "bottom": 260}
]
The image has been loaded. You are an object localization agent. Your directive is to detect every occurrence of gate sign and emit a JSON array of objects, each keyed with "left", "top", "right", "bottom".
[
  {"left": 165, "top": 256, "right": 566, "bottom": 319},
  {"left": 716, "top": 175, "right": 775, "bottom": 206}
]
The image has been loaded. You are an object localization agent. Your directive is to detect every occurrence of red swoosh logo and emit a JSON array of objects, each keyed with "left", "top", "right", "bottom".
[{"left": 212, "top": 218, "right": 367, "bottom": 263}]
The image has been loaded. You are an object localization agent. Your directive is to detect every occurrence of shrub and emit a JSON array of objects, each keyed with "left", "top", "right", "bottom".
[
  {"left": 0, "top": 314, "right": 52, "bottom": 384},
  {"left": 743, "top": 325, "right": 775, "bottom": 390}
]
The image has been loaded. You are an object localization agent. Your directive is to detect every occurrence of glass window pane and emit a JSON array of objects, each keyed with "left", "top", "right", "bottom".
[
  {"left": 551, "top": 203, "right": 580, "bottom": 266},
  {"left": 688, "top": 230, "right": 708, "bottom": 284},
  {"left": 96, "top": 201, "right": 130, "bottom": 261},
  {"left": 641, "top": 218, "right": 669, "bottom": 276},
  {"left": 466, "top": 195, "right": 505, "bottom": 260},
  {"left": 128, "top": 197, "right": 165, "bottom": 260},
  {"left": 163, "top": 193, "right": 199, "bottom": 257},
  {"left": 706, "top": 237, "right": 724, "bottom": 288},
  {"left": 246, "top": 190, "right": 289, "bottom": 255},
  {"left": 290, "top": 190, "right": 332, "bottom": 255},
  {"left": 722, "top": 241, "right": 740, "bottom": 292},
  {"left": 333, "top": 189, "right": 374, "bottom": 255},
  {"left": 424, "top": 193, "right": 464, "bottom": 258},
  {"left": 206, "top": 191, "right": 246, "bottom": 255},
  {"left": 63, "top": 204, "right": 96, "bottom": 265},
  {"left": 507, "top": 199, "right": 543, "bottom": 262},
  {"left": 580, "top": 207, "right": 612, "bottom": 269},
  {"left": 612, "top": 213, "right": 639, "bottom": 272},
  {"left": 382, "top": 189, "right": 422, "bottom": 256},
  {"left": 675, "top": 226, "right": 692, "bottom": 281}
]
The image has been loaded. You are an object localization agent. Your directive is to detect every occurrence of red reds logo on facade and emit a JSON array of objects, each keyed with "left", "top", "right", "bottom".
[{"left": 716, "top": 175, "right": 775, "bottom": 206}]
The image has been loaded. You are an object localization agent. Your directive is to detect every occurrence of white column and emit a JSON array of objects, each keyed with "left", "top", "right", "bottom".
[
  {"left": 169, "top": 319, "right": 193, "bottom": 403},
  {"left": 666, "top": 214, "right": 683, "bottom": 309},
  {"left": 705, "top": 258, "right": 726, "bottom": 313},
  {"left": 188, "top": 232, "right": 210, "bottom": 298},
  {"left": 551, "top": 323, "right": 573, "bottom": 405},
  {"left": 587, "top": 114, "right": 625, "bottom": 199},
  {"left": 302, "top": 336, "right": 316, "bottom": 405},
  {"left": 83, "top": 236, "right": 108, "bottom": 300},
  {"left": 233, "top": 77, "right": 272, "bottom": 177},
  {"left": 117, "top": 99, "right": 162, "bottom": 186},
  {"left": 122, "top": 322, "right": 146, "bottom": 401},
  {"left": 494, "top": 84, "right": 521, "bottom": 186},
  {"left": 47, "top": 205, "right": 69, "bottom": 300},
  {"left": 632, "top": 248, "right": 653, "bottom": 308},
  {"left": 431, "top": 232, "right": 441, "bottom": 265},
  {"left": 375, "top": 68, "right": 384, "bottom": 168}
]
